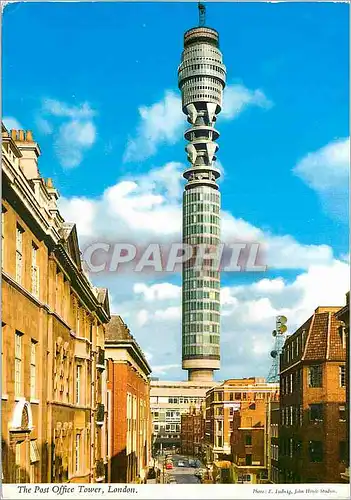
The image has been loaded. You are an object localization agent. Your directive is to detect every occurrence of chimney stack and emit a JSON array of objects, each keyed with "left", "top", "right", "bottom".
[{"left": 11, "top": 129, "right": 41, "bottom": 180}]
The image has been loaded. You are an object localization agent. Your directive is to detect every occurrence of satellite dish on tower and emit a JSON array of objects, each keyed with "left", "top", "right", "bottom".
[
  {"left": 270, "top": 350, "right": 278, "bottom": 358},
  {"left": 272, "top": 330, "right": 277, "bottom": 337}
]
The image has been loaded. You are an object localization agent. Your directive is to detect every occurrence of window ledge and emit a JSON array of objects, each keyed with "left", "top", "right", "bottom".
[
  {"left": 30, "top": 399, "right": 40, "bottom": 404},
  {"left": 2, "top": 394, "right": 8, "bottom": 400}
]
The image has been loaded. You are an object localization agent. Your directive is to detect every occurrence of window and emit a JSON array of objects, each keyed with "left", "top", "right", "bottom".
[
  {"left": 75, "top": 434, "right": 81, "bottom": 473},
  {"left": 339, "top": 326, "right": 346, "bottom": 349},
  {"left": 31, "top": 243, "right": 39, "bottom": 298},
  {"left": 30, "top": 341, "right": 37, "bottom": 399},
  {"left": 245, "top": 434, "right": 252, "bottom": 445},
  {"left": 309, "top": 441, "right": 323, "bottom": 463},
  {"left": 339, "top": 365, "right": 346, "bottom": 387},
  {"left": 309, "top": 404, "right": 323, "bottom": 422},
  {"left": 15, "top": 332, "right": 22, "bottom": 398},
  {"left": 308, "top": 365, "right": 323, "bottom": 388},
  {"left": 76, "top": 365, "right": 81, "bottom": 405},
  {"left": 339, "top": 441, "right": 347, "bottom": 462},
  {"left": 15, "top": 443, "right": 21, "bottom": 483},
  {"left": 245, "top": 454, "right": 252, "bottom": 466},
  {"left": 339, "top": 405, "right": 346, "bottom": 422},
  {"left": 16, "top": 225, "right": 24, "bottom": 284},
  {"left": 229, "top": 393, "right": 234, "bottom": 401}
]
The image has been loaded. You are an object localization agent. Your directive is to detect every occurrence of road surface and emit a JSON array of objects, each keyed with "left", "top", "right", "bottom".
[{"left": 167, "top": 455, "right": 201, "bottom": 484}]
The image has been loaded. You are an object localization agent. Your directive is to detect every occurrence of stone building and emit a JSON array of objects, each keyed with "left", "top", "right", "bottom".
[
  {"left": 279, "top": 306, "right": 347, "bottom": 483},
  {"left": 1, "top": 124, "right": 110, "bottom": 483},
  {"left": 105, "top": 315, "right": 151, "bottom": 483},
  {"left": 204, "top": 378, "right": 279, "bottom": 465}
]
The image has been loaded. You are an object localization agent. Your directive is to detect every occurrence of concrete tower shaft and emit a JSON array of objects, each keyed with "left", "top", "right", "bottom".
[{"left": 179, "top": 21, "right": 226, "bottom": 382}]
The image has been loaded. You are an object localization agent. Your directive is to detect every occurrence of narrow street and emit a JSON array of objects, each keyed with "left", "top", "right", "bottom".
[{"left": 166, "top": 455, "right": 201, "bottom": 484}]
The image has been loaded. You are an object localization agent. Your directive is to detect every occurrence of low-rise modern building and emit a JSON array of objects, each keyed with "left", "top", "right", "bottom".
[
  {"left": 150, "top": 380, "right": 218, "bottom": 454},
  {"left": 180, "top": 405, "right": 205, "bottom": 457},
  {"left": 105, "top": 315, "right": 152, "bottom": 483},
  {"left": 204, "top": 378, "right": 279, "bottom": 465},
  {"left": 1, "top": 124, "right": 111, "bottom": 483},
  {"left": 279, "top": 306, "right": 347, "bottom": 483}
]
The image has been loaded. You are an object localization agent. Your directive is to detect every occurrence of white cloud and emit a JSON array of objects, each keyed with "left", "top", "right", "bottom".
[
  {"left": 36, "top": 98, "right": 97, "bottom": 168},
  {"left": 134, "top": 282, "right": 181, "bottom": 302},
  {"left": 151, "top": 364, "right": 181, "bottom": 376},
  {"left": 123, "top": 84, "right": 272, "bottom": 162},
  {"left": 3, "top": 116, "right": 22, "bottom": 131},
  {"left": 221, "top": 84, "right": 273, "bottom": 120},
  {"left": 293, "top": 137, "right": 350, "bottom": 222},
  {"left": 123, "top": 91, "right": 183, "bottom": 162}
]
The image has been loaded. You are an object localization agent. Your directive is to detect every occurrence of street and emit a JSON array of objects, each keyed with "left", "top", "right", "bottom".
[{"left": 166, "top": 455, "right": 201, "bottom": 484}]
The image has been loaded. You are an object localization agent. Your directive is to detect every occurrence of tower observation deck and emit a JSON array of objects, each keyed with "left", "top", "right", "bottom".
[{"left": 179, "top": 4, "right": 226, "bottom": 382}]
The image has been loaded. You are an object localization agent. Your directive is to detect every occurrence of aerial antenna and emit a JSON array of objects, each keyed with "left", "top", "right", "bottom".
[{"left": 198, "top": 2, "right": 206, "bottom": 27}]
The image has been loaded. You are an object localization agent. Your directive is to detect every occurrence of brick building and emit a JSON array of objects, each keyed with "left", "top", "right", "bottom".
[
  {"left": 266, "top": 400, "right": 280, "bottom": 483},
  {"left": 204, "top": 378, "right": 279, "bottom": 465},
  {"left": 105, "top": 315, "right": 151, "bottom": 483},
  {"left": 1, "top": 124, "right": 111, "bottom": 483},
  {"left": 279, "top": 306, "right": 347, "bottom": 483},
  {"left": 180, "top": 405, "right": 205, "bottom": 457},
  {"left": 335, "top": 292, "right": 349, "bottom": 483},
  {"left": 230, "top": 395, "right": 279, "bottom": 484}
]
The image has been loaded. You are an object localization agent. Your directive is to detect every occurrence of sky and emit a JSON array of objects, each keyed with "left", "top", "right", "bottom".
[{"left": 2, "top": 1, "right": 350, "bottom": 381}]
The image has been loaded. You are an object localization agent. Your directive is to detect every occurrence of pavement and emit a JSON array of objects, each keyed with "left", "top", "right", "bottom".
[{"left": 165, "top": 455, "right": 202, "bottom": 485}]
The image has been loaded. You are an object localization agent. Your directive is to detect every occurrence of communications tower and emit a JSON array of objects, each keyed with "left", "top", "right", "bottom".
[
  {"left": 179, "top": 3, "right": 226, "bottom": 382},
  {"left": 267, "top": 315, "right": 288, "bottom": 383}
]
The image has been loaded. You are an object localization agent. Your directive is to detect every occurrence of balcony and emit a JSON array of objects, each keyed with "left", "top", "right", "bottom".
[
  {"left": 96, "top": 403, "right": 105, "bottom": 425},
  {"left": 95, "top": 459, "right": 105, "bottom": 481},
  {"left": 96, "top": 347, "right": 105, "bottom": 370}
]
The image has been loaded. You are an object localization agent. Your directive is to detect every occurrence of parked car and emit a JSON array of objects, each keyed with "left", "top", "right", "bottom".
[
  {"left": 166, "top": 462, "right": 173, "bottom": 470},
  {"left": 177, "top": 461, "right": 185, "bottom": 467}
]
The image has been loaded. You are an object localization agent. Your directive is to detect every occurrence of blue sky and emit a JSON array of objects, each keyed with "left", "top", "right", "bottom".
[{"left": 3, "top": 1, "right": 349, "bottom": 380}]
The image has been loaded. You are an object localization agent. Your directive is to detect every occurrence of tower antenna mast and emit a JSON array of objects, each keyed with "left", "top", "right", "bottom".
[{"left": 198, "top": 2, "right": 206, "bottom": 27}]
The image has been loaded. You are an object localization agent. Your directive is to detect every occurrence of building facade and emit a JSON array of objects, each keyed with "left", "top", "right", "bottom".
[
  {"left": 279, "top": 306, "right": 347, "bottom": 483},
  {"left": 266, "top": 400, "right": 280, "bottom": 484},
  {"left": 180, "top": 405, "right": 205, "bottom": 457},
  {"left": 1, "top": 124, "right": 111, "bottom": 483},
  {"left": 204, "top": 378, "right": 279, "bottom": 466},
  {"left": 335, "top": 292, "right": 350, "bottom": 483},
  {"left": 231, "top": 400, "right": 266, "bottom": 484},
  {"left": 150, "top": 379, "right": 217, "bottom": 454},
  {"left": 179, "top": 7, "right": 226, "bottom": 383},
  {"left": 105, "top": 315, "right": 151, "bottom": 483}
]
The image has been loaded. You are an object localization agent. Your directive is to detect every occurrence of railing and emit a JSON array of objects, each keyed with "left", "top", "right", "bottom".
[
  {"left": 97, "top": 347, "right": 105, "bottom": 369},
  {"left": 96, "top": 403, "right": 105, "bottom": 425},
  {"left": 95, "top": 459, "right": 105, "bottom": 480}
]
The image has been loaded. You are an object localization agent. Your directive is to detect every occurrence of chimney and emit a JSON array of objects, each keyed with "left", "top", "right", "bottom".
[{"left": 13, "top": 129, "right": 41, "bottom": 180}]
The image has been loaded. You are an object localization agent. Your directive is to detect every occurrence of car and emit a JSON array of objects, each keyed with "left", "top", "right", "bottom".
[
  {"left": 177, "top": 461, "right": 185, "bottom": 467},
  {"left": 166, "top": 462, "right": 173, "bottom": 470}
]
